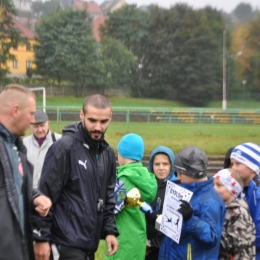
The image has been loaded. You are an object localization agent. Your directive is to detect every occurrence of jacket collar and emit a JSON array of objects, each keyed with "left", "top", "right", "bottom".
[
  {"left": 181, "top": 177, "right": 213, "bottom": 194},
  {"left": 0, "top": 122, "right": 17, "bottom": 143}
]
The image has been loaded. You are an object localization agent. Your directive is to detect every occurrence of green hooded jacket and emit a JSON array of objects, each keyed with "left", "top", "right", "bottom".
[{"left": 105, "top": 162, "right": 157, "bottom": 260}]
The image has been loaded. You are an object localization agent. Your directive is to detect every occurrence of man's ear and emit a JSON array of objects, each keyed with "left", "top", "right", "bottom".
[
  {"left": 11, "top": 104, "right": 20, "bottom": 119},
  {"left": 79, "top": 109, "right": 84, "bottom": 121},
  {"left": 109, "top": 112, "right": 112, "bottom": 122}
]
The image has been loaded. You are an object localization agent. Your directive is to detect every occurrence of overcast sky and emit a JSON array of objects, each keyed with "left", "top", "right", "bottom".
[{"left": 96, "top": 0, "right": 260, "bottom": 13}]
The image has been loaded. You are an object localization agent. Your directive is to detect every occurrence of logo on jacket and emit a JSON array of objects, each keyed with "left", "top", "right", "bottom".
[
  {"left": 33, "top": 229, "right": 41, "bottom": 237},
  {"left": 78, "top": 160, "right": 87, "bottom": 169},
  {"left": 235, "top": 150, "right": 242, "bottom": 156},
  {"left": 18, "top": 163, "right": 24, "bottom": 176}
]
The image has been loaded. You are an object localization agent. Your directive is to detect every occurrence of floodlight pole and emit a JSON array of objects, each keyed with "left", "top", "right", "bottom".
[
  {"left": 29, "top": 87, "right": 46, "bottom": 112},
  {"left": 222, "top": 30, "right": 227, "bottom": 110}
]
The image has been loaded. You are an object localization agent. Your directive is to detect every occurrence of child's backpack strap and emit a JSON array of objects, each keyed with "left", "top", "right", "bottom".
[{"left": 114, "top": 178, "right": 127, "bottom": 214}]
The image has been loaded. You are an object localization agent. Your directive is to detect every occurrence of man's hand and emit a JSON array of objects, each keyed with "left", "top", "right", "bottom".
[
  {"left": 33, "top": 195, "right": 52, "bottom": 217},
  {"left": 34, "top": 242, "right": 50, "bottom": 260},
  {"left": 105, "top": 235, "right": 118, "bottom": 256}
]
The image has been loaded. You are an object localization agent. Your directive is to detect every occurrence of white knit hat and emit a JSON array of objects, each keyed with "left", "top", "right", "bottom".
[{"left": 231, "top": 142, "right": 260, "bottom": 175}]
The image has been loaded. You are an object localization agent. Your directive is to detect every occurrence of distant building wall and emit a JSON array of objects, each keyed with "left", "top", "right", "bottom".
[{"left": 13, "top": 0, "right": 32, "bottom": 11}]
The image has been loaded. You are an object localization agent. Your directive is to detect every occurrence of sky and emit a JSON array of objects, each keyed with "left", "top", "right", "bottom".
[{"left": 96, "top": 0, "right": 260, "bottom": 13}]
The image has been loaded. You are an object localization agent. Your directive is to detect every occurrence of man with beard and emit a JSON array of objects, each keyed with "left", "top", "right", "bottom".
[{"left": 33, "top": 94, "right": 119, "bottom": 260}]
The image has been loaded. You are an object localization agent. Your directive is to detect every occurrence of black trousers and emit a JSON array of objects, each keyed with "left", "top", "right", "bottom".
[
  {"left": 51, "top": 245, "right": 94, "bottom": 260},
  {"left": 145, "top": 247, "right": 159, "bottom": 260}
]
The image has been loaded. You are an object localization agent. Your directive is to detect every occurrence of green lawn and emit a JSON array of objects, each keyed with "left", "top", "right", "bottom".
[
  {"left": 36, "top": 96, "right": 185, "bottom": 108},
  {"left": 36, "top": 96, "right": 260, "bottom": 109},
  {"left": 95, "top": 240, "right": 105, "bottom": 260},
  {"left": 30, "top": 96, "right": 260, "bottom": 155},
  {"left": 41, "top": 121, "right": 260, "bottom": 156}
]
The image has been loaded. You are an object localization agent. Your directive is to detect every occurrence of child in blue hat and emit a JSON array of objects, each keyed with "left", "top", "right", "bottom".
[
  {"left": 146, "top": 146, "right": 177, "bottom": 260},
  {"left": 231, "top": 142, "right": 260, "bottom": 259},
  {"left": 105, "top": 133, "right": 157, "bottom": 260}
]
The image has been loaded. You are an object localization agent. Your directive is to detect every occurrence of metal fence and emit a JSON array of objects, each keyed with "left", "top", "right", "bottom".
[{"left": 43, "top": 106, "right": 260, "bottom": 128}]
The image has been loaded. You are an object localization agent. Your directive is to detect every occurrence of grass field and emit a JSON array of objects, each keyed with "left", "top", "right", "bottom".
[
  {"left": 41, "top": 121, "right": 260, "bottom": 155},
  {"left": 36, "top": 96, "right": 260, "bottom": 109},
  {"left": 95, "top": 241, "right": 105, "bottom": 260},
  {"left": 32, "top": 96, "right": 260, "bottom": 155}
]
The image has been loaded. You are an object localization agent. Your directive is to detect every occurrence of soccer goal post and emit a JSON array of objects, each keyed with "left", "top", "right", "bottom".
[{"left": 29, "top": 87, "right": 46, "bottom": 112}]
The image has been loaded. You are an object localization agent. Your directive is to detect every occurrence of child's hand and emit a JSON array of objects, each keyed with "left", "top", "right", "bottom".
[
  {"left": 141, "top": 202, "right": 153, "bottom": 213},
  {"left": 178, "top": 200, "right": 193, "bottom": 222}
]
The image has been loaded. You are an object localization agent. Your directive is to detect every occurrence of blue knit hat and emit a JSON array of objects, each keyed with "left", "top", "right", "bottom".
[
  {"left": 117, "top": 133, "right": 144, "bottom": 161},
  {"left": 231, "top": 142, "right": 260, "bottom": 175}
]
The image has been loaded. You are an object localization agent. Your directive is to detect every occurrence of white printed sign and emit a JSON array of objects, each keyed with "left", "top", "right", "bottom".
[{"left": 160, "top": 181, "right": 193, "bottom": 244}]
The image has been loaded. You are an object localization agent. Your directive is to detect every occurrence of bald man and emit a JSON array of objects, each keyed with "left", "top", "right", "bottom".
[
  {"left": 33, "top": 94, "right": 118, "bottom": 260},
  {"left": 0, "top": 84, "right": 52, "bottom": 260}
]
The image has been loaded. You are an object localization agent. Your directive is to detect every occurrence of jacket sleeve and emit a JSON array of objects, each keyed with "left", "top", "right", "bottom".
[
  {"left": 254, "top": 186, "right": 260, "bottom": 253},
  {"left": 32, "top": 189, "right": 43, "bottom": 203},
  {"left": 221, "top": 207, "right": 256, "bottom": 253},
  {"left": 101, "top": 150, "right": 119, "bottom": 239},
  {"left": 183, "top": 198, "right": 225, "bottom": 249},
  {"left": 32, "top": 139, "right": 70, "bottom": 242}
]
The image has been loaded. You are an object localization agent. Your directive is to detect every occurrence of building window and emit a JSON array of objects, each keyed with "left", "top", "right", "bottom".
[
  {"left": 26, "top": 42, "right": 31, "bottom": 51},
  {"left": 26, "top": 60, "right": 31, "bottom": 68},
  {"left": 13, "top": 60, "right": 18, "bottom": 68}
]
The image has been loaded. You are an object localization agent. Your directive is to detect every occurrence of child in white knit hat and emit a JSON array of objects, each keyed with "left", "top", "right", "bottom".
[
  {"left": 231, "top": 142, "right": 260, "bottom": 259},
  {"left": 213, "top": 168, "right": 256, "bottom": 259}
]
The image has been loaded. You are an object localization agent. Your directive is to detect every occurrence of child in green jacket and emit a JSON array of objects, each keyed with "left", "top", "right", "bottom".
[{"left": 105, "top": 133, "right": 157, "bottom": 260}]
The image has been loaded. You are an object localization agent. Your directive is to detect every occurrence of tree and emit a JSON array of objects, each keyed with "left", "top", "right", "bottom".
[
  {"left": 0, "top": 0, "right": 25, "bottom": 80},
  {"left": 231, "top": 14, "right": 260, "bottom": 97},
  {"left": 34, "top": 9, "right": 98, "bottom": 96},
  {"left": 98, "top": 37, "right": 137, "bottom": 91},
  {"left": 231, "top": 24, "right": 248, "bottom": 92},
  {"left": 101, "top": 5, "right": 149, "bottom": 62},
  {"left": 142, "top": 5, "right": 225, "bottom": 105},
  {"left": 100, "top": 5, "right": 151, "bottom": 96},
  {"left": 245, "top": 15, "right": 260, "bottom": 92},
  {"left": 31, "top": 0, "right": 61, "bottom": 18},
  {"left": 101, "top": 4, "right": 226, "bottom": 105},
  {"left": 232, "top": 3, "right": 254, "bottom": 24}
]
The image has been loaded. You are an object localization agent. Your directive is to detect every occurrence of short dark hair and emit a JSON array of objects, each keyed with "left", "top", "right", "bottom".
[{"left": 82, "top": 94, "right": 111, "bottom": 113}]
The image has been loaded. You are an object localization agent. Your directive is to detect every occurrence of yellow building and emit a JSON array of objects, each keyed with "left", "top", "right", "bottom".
[
  {"left": 100, "top": 0, "right": 127, "bottom": 14},
  {"left": 7, "top": 17, "right": 36, "bottom": 78}
]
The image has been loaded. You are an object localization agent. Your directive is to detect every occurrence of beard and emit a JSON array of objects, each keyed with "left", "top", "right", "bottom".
[
  {"left": 82, "top": 121, "right": 106, "bottom": 141},
  {"left": 89, "top": 130, "right": 104, "bottom": 140}
]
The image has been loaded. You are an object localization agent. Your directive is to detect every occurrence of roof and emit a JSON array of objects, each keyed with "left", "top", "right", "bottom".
[
  {"left": 11, "top": 16, "right": 36, "bottom": 39},
  {"left": 100, "top": 1, "right": 112, "bottom": 9},
  {"left": 92, "top": 16, "right": 106, "bottom": 41},
  {"left": 74, "top": 0, "right": 103, "bottom": 15}
]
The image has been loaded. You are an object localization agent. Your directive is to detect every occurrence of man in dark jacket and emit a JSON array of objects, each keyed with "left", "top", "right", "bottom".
[
  {"left": 0, "top": 84, "right": 52, "bottom": 260},
  {"left": 33, "top": 94, "right": 119, "bottom": 260}
]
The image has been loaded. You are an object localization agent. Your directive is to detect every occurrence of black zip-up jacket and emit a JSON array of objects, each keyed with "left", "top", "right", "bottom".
[
  {"left": 33, "top": 122, "right": 118, "bottom": 253},
  {"left": 0, "top": 132, "right": 41, "bottom": 260}
]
